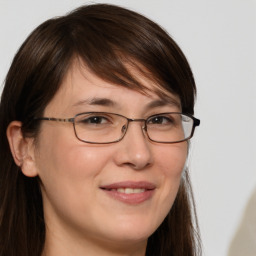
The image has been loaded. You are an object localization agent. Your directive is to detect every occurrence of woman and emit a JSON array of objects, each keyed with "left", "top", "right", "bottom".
[{"left": 0, "top": 4, "right": 201, "bottom": 256}]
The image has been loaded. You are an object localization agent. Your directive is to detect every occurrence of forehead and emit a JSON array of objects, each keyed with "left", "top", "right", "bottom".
[{"left": 44, "top": 60, "right": 181, "bottom": 115}]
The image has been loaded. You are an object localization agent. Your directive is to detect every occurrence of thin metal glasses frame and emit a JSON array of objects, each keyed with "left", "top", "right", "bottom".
[{"left": 34, "top": 112, "right": 200, "bottom": 144}]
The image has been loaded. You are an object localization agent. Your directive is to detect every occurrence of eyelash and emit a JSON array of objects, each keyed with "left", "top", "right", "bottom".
[{"left": 147, "top": 115, "right": 174, "bottom": 125}]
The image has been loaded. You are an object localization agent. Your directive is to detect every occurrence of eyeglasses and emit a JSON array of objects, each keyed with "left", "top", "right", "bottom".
[{"left": 35, "top": 112, "right": 200, "bottom": 144}]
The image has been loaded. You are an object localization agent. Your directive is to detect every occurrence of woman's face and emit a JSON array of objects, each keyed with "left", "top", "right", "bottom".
[{"left": 33, "top": 61, "right": 187, "bottom": 251}]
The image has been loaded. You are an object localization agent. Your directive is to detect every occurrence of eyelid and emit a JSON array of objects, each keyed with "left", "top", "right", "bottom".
[
  {"left": 147, "top": 112, "right": 178, "bottom": 118},
  {"left": 77, "top": 112, "right": 113, "bottom": 120},
  {"left": 75, "top": 112, "right": 181, "bottom": 122}
]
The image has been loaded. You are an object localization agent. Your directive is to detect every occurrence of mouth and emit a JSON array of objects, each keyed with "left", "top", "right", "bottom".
[
  {"left": 107, "top": 188, "right": 146, "bottom": 194},
  {"left": 100, "top": 181, "right": 156, "bottom": 204}
]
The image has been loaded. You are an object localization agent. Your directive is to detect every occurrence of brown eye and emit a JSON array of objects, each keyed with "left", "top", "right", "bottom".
[
  {"left": 147, "top": 115, "right": 173, "bottom": 125},
  {"left": 77, "top": 114, "right": 113, "bottom": 126},
  {"left": 84, "top": 116, "right": 108, "bottom": 124}
]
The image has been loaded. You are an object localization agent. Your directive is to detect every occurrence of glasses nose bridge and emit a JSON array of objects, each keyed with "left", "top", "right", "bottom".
[
  {"left": 127, "top": 117, "right": 147, "bottom": 129},
  {"left": 121, "top": 118, "right": 148, "bottom": 140}
]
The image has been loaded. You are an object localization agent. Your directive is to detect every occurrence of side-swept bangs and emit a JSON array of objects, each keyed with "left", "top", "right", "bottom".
[
  {"left": 3, "top": 4, "right": 196, "bottom": 136},
  {"left": 66, "top": 4, "right": 196, "bottom": 114}
]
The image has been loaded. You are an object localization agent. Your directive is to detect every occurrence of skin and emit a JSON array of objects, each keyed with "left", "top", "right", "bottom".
[{"left": 7, "top": 61, "right": 188, "bottom": 256}]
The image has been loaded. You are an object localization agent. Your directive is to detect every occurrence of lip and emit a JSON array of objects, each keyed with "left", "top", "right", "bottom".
[{"left": 100, "top": 181, "right": 156, "bottom": 205}]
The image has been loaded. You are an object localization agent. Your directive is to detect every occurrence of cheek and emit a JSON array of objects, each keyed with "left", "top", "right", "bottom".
[
  {"left": 36, "top": 125, "right": 109, "bottom": 176},
  {"left": 154, "top": 143, "right": 187, "bottom": 209},
  {"left": 35, "top": 128, "right": 116, "bottom": 228},
  {"left": 35, "top": 126, "right": 113, "bottom": 204},
  {"left": 156, "top": 142, "right": 187, "bottom": 179}
]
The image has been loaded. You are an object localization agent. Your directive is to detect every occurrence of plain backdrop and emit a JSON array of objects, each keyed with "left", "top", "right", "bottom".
[{"left": 0, "top": 1, "right": 255, "bottom": 255}]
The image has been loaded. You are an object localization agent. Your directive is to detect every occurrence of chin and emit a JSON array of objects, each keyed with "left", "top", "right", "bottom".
[{"left": 104, "top": 219, "right": 158, "bottom": 243}]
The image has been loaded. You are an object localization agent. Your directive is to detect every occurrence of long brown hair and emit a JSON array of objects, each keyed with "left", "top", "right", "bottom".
[{"left": 0, "top": 4, "right": 201, "bottom": 256}]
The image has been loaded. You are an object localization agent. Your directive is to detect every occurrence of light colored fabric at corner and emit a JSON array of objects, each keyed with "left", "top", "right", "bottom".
[{"left": 228, "top": 187, "right": 256, "bottom": 256}]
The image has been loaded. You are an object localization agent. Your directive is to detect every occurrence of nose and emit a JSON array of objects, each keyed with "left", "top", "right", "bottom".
[{"left": 114, "top": 121, "right": 153, "bottom": 170}]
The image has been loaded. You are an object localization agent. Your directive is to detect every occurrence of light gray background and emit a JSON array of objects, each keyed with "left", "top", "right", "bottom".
[{"left": 0, "top": 1, "right": 255, "bottom": 255}]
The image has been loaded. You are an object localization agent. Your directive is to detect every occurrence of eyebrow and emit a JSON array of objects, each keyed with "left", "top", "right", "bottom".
[
  {"left": 145, "top": 98, "right": 181, "bottom": 110},
  {"left": 72, "top": 96, "right": 180, "bottom": 110},
  {"left": 72, "top": 97, "right": 117, "bottom": 107}
]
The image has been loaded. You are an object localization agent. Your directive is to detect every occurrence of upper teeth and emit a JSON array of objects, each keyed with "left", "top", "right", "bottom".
[{"left": 115, "top": 188, "right": 146, "bottom": 194}]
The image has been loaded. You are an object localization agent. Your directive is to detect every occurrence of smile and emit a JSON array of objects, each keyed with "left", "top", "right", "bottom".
[
  {"left": 100, "top": 181, "right": 156, "bottom": 204},
  {"left": 112, "top": 188, "right": 146, "bottom": 194}
]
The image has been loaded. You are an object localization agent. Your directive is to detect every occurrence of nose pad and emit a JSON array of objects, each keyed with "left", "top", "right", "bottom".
[
  {"left": 121, "top": 125, "right": 127, "bottom": 134},
  {"left": 141, "top": 125, "right": 147, "bottom": 137},
  {"left": 116, "top": 122, "right": 152, "bottom": 170},
  {"left": 121, "top": 121, "right": 147, "bottom": 140}
]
